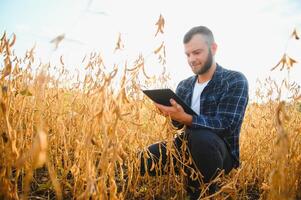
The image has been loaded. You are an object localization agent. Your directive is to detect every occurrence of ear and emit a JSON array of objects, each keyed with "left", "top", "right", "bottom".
[{"left": 211, "top": 42, "right": 218, "bottom": 56}]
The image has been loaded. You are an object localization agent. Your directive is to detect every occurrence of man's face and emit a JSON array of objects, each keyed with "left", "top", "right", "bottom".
[{"left": 184, "top": 34, "right": 215, "bottom": 75}]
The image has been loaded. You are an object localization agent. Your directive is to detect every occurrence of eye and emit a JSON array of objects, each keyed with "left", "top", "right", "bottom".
[{"left": 193, "top": 50, "right": 202, "bottom": 55}]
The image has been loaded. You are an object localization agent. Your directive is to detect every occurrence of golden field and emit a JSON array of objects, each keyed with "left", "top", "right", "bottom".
[{"left": 0, "top": 29, "right": 301, "bottom": 200}]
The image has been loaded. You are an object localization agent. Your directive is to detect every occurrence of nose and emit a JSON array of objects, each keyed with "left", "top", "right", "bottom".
[{"left": 188, "top": 54, "right": 196, "bottom": 65}]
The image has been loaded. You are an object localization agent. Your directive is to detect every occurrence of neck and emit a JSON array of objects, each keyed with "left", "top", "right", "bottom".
[{"left": 197, "top": 62, "right": 217, "bottom": 83}]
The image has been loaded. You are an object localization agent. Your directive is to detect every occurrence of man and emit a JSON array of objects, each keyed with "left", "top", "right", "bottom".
[{"left": 140, "top": 26, "right": 249, "bottom": 199}]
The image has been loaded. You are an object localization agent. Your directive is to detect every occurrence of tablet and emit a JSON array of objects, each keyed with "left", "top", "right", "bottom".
[{"left": 142, "top": 89, "right": 197, "bottom": 115}]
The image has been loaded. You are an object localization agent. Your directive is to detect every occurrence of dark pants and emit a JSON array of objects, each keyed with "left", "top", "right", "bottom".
[{"left": 140, "top": 128, "right": 233, "bottom": 199}]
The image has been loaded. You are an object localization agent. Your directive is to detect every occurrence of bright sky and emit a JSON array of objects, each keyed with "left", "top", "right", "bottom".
[{"left": 1, "top": 0, "right": 301, "bottom": 99}]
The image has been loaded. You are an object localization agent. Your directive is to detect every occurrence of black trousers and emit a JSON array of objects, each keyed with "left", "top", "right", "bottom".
[{"left": 140, "top": 128, "right": 233, "bottom": 199}]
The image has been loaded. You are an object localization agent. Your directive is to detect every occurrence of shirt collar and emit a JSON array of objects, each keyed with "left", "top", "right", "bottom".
[
  {"left": 210, "top": 63, "right": 223, "bottom": 83},
  {"left": 192, "top": 63, "right": 223, "bottom": 86}
]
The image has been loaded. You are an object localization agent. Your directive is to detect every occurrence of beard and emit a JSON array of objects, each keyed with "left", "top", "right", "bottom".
[{"left": 192, "top": 48, "right": 213, "bottom": 75}]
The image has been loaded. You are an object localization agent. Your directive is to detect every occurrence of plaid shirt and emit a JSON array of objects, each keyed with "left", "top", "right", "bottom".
[{"left": 174, "top": 64, "right": 249, "bottom": 167}]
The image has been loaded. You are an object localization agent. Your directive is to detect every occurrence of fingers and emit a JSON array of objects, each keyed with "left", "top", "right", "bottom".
[
  {"left": 154, "top": 103, "right": 168, "bottom": 116},
  {"left": 154, "top": 103, "right": 164, "bottom": 111},
  {"left": 170, "top": 99, "right": 181, "bottom": 110},
  {"left": 170, "top": 98, "right": 176, "bottom": 105},
  {"left": 155, "top": 103, "right": 172, "bottom": 116},
  {"left": 154, "top": 100, "right": 182, "bottom": 116}
]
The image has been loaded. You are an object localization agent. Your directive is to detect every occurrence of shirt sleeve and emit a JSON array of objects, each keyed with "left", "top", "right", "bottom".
[{"left": 190, "top": 73, "right": 249, "bottom": 134}]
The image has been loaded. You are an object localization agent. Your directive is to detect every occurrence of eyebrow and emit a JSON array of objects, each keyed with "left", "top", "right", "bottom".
[{"left": 185, "top": 48, "right": 203, "bottom": 55}]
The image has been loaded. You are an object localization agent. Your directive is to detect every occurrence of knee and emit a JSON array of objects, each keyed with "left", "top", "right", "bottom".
[
  {"left": 187, "top": 129, "right": 219, "bottom": 152},
  {"left": 186, "top": 129, "right": 224, "bottom": 180}
]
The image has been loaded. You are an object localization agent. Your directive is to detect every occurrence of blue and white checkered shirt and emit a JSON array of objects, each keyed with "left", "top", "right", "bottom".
[{"left": 174, "top": 64, "right": 249, "bottom": 167}]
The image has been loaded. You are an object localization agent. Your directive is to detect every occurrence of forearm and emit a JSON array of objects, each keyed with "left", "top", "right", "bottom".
[
  {"left": 171, "top": 113, "right": 192, "bottom": 126},
  {"left": 181, "top": 113, "right": 192, "bottom": 126}
]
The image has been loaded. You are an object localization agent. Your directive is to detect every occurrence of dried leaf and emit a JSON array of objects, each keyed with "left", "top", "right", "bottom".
[
  {"left": 50, "top": 33, "right": 65, "bottom": 50},
  {"left": 2, "top": 56, "right": 12, "bottom": 79},
  {"left": 287, "top": 56, "right": 297, "bottom": 68},
  {"left": 19, "top": 88, "right": 32, "bottom": 96},
  {"left": 32, "top": 130, "right": 48, "bottom": 168},
  {"left": 60, "top": 55, "right": 64, "bottom": 65},
  {"left": 291, "top": 28, "right": 299, "bottom": 40},
  {"left": 271, "top": 54, "right": 297, "bottom": 71},
  {"left": 261, "top": 182, "right": 270, "bottom": 191},
  {"left": 81, "top": 54, "right": 87, "bottom": 63},
  {"left": 155, "top": 14, "right": 165, "bottom": 37},
  {"left": 0, "top": 31, "right": 6, "bottom": 41},
  {"left": 9, "top": 33, "right": 16, "bottom": 47},
  {"left": 114, "top": 33, "right": 124, "bottom": 52},
  {"left": 154, "top": 42, "right": 164, "bottom": 54}
]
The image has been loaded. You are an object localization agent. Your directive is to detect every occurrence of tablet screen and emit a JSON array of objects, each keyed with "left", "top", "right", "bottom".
[{"left": 142, "top": 89, "right": 197, "bottom": 115}]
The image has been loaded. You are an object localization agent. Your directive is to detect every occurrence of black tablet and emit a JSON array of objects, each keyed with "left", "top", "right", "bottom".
[{"left": 142, "top": 89, "right": 197, "bottom": 115}]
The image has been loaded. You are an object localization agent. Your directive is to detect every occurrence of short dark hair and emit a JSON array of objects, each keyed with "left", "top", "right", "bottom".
[{"left": 183, "top": 26, "right": 215, "bottom": 46}]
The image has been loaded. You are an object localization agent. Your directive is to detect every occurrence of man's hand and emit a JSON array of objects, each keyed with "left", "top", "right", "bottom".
[{"left": 155, "top": 99, "right": 192, "bottom": 126}]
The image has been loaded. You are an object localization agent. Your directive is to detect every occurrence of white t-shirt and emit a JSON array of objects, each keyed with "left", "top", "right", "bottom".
[{"left": 191, "top": 80, "right": 210, "bottom": 114}]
